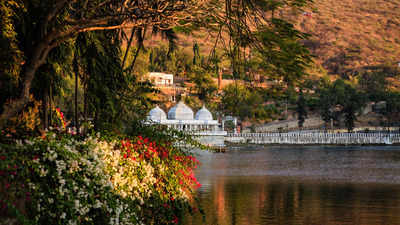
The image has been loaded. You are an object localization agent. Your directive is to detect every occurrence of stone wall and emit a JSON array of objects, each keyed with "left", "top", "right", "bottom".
[
  {"left": 255, "top": 117, "right": 325, "bottom": 132},
  {"left": 196, "top": 135, "right": 226, "bottom": 147}
]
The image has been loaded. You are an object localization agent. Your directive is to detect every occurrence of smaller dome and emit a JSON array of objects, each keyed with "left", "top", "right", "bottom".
[
  {"left": 195, "top": 105, "right": 213, "bottom": 121},
  {"left": 148, "top": 106, "right": 167, "bottom": 121},
  {"left": 168, "top": 101, "right": 194, "bottom": 120}
]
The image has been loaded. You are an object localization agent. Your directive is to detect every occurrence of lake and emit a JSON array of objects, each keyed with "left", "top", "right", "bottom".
[{"left": 184, "top": 145, "right": 400, "bottom": 225}]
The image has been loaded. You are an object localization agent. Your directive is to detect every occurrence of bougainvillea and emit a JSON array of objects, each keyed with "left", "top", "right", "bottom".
[
  {"left": 0, "top": 131, "right": 201, "bottom": 225},
  {"left": 55, "top": 107, "right": 67, "bottom": 130}
]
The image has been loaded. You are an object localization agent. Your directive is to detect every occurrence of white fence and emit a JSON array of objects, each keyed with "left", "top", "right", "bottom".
[{"left": 225, "top": 132, "right": 400, "bottom": 145}]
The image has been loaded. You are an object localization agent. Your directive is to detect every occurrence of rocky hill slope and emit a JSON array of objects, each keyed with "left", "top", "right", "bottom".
[{"left": 294, "top": 0, "right": 400, "bottom": 76}]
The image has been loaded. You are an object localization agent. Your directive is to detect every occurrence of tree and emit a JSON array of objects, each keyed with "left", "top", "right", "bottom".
[
  {"left": 192, "top": 42, "right": 200, "bottom": 66},
  {"left": 358, "top": 70, "right": 388, "bottom": 101},
  {"left": 0, "top": 0, "right": 199, "bottom": 128},
  {"left": 1, "top": 0, "right": 316, "bottom": 132},
  {"left": 189, "top": 66, "right": 218, "bottom": 102},
  {"left": 202, "top": 0, "right": 313, "bottom": 85},
  {"left": 296, "top": 89, "right": 307, "bottom": 128},
  {"left": 317, "top": 79, "right": 366, "bottom": 131},
  {"left": 221, "top": 83, "right": 273, "bottom": 121}
]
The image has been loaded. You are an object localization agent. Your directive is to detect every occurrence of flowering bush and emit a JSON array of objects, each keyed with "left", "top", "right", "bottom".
[{"left": 0, "top": 131, "right": 201, "bottom": 225}]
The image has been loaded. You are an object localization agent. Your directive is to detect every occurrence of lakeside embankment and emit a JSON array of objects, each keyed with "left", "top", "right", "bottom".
[{"left": 225, "top": 132, "right": 400, "bottom": 145}]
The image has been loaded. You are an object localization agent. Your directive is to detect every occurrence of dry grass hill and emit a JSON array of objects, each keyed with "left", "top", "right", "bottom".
[
  {"left": 149, "top": 0, "right": 400, "bottom": 77},
  {"left": 294, "top": 0, "right": 400, "bottom": 75}
]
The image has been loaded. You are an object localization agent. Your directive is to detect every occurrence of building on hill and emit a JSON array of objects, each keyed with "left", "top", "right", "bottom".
[
  {"left": 146, "top": 72, "right": 186, "bottom": 102},
  {"left": 147, "top": 72, "right": 174, "bottom": 86}
]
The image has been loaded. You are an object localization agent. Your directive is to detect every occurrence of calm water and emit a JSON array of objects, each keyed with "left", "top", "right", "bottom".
[{"left": 184, "top": 145, "right": 400, "bottom": 225}]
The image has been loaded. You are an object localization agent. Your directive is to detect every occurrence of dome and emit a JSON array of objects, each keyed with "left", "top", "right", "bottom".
[
  {"left": 195, "top": 105, "right": 213, "bottom": 121},
  {"left": 147, "top": 106, "right": 167, "bottom": 121},
  {"left": 168, "top": 101, "right": 194, "bottom": 120}
]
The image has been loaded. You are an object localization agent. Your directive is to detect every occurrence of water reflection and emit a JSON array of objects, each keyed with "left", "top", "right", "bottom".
[{"left": 184, "top": 145, "right": 400, "bottom": 225}]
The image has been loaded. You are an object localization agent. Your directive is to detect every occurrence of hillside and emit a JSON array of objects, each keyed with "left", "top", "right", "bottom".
[
  {"left": 294, "top": 0, "right": 400, "bottom": 75},
  {"left": 151, "top": 0, "right": 400, "bottom": 77}
]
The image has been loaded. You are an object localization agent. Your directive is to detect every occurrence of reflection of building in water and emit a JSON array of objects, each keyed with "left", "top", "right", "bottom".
[{"left": 147, "top": 101, "right": 227, "bottom": 146}]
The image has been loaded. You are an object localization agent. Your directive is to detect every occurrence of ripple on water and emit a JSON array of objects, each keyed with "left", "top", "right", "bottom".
[{"left": 185, "top": 145, "right": 400, "bottom": 225}]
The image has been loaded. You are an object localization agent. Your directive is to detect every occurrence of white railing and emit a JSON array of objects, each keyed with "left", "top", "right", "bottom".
[
  {"left": 225, "top": 132, "right": 400, "bottom": 144},
  {"left": 188, "top": 131, "right": 228, "bottom": 136}
]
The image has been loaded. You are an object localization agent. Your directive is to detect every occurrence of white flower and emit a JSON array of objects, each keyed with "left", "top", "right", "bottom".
[
  {"left": 60, "top": 212, "right": 66, "bottom": 219},
  {"left": 74, "top": 200, "right": 80, "bottom": 209},
  {"left": 25, "top": 140, "right": 34, "bottom": 145},
  {"left": 39, "top": 168, "right": 48, "bottom": 177},
  {"left": 48, "top": 152, "right": 57, "bottom": 161},
  {"left": 94, "top": 200, "right": 102, "bottom": 209}
]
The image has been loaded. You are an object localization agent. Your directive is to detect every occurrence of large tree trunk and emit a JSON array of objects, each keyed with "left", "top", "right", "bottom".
[
  {"left": 73, "top": 57, "right": 79, "bottom": 134},
  {"left": 43, "top": 88, "right": 49, "bottom": 130},
  {"left": 49, "top": 83, "right": 53, "bottom": 127},
  {"left": 84, "top": 82, "right": 87, "bottom": 122},
  {"left": 122, "top": 29, "right": 135, "bottom": 68},
  {"left": 0, "top": 39, "right": 54, "bottom": 129}
]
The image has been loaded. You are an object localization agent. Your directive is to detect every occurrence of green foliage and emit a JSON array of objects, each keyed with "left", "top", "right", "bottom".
[
  {"left": 188, "top": 66, "right": 218, "bottom": 102},
  {"left": 317, "top": 79, "right": 366, "bottom": 131},
  {"left": 182, "top": 96, "right": 203, "bottom": 111},
  {"left": 221, "top": 83, "right": 278, "bottom": 121},
  {"left": 384, "top": 92, "right": 400, "bottom": 126},
  {"left": 126, "top": 119, "right": 205, "bottom": 150},
  {"left": 358, "top": 70, "right": 389, "bottom": 101},
  {"left": 148, "top": 45, "right": 193, "bottom": 77},
  {"left": 296, "top": 89, "right": 307, "bottom": 127},
  {"left": 0, "top": 1, "right": 24, "bottom": 113},
  {"left": 256, "top": 19, "right": 312, "bottom": 86}
]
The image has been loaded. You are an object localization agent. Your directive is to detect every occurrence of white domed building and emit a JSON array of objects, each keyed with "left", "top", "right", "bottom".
[
  {"left": 147, "top": 106, "right": 167, "bottom": 121},
  {"left": 147, "top": 101, "right": 227, "bottom": 146}
]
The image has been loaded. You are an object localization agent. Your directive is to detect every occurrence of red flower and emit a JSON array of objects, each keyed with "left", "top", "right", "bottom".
[
  {"left": 196, "top": 182, "right": 202, "bottom": 188},
  {"left": 161, "top": 151, "right": 168, "bottom": 159},
  {"left": 172, "top": 216, "right": 179, "bottom": 224},
  {"left": 0, "top": 155, "right": 5, "bottom": 160},
  {"left": 123, "top": 154, "right": 128, "bottom": 159}
]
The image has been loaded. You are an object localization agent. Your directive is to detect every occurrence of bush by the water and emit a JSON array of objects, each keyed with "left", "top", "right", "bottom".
[{"left": 0, "top": 131, "right": 201, "bottom": 225}]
